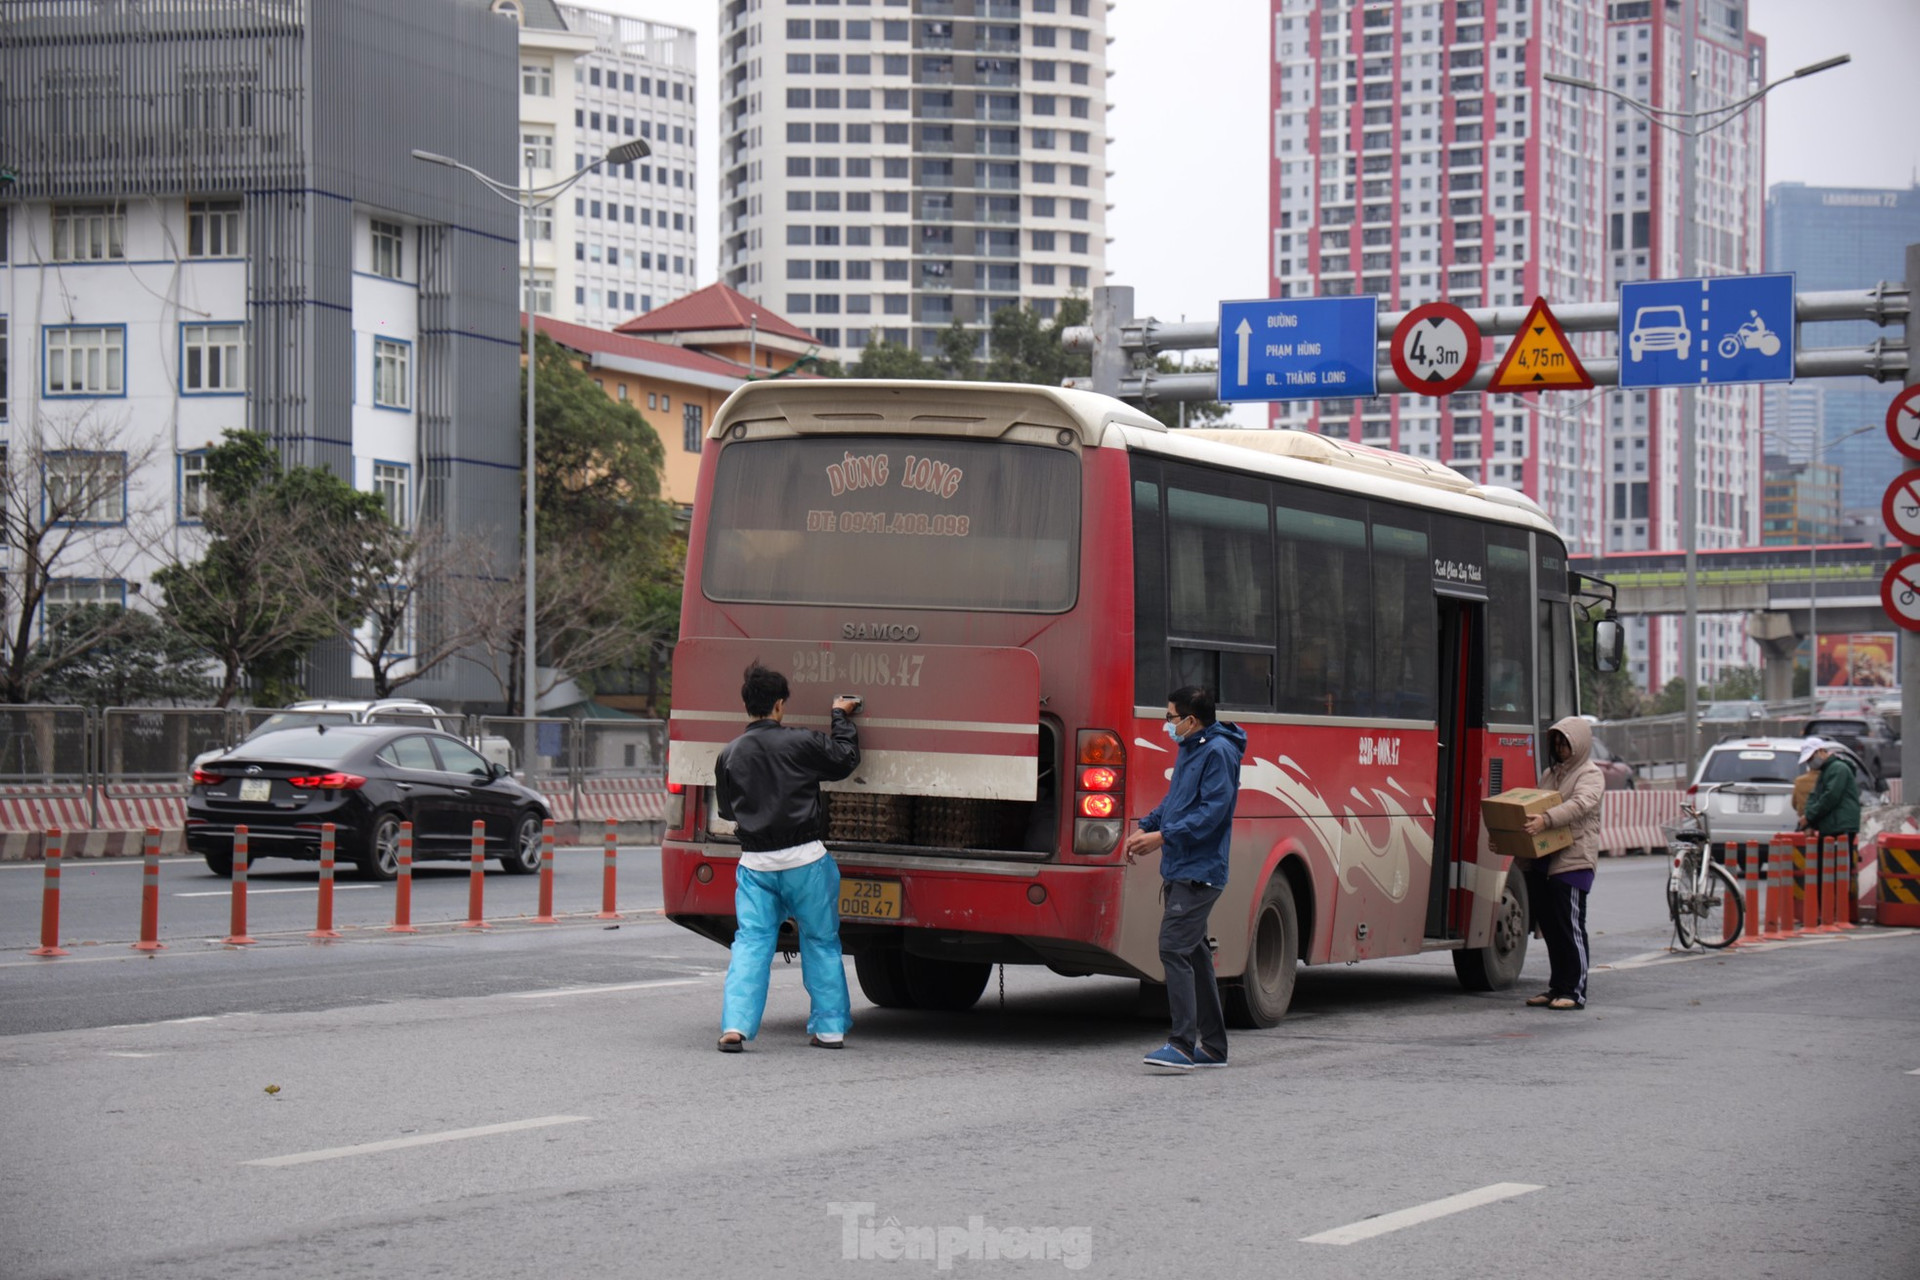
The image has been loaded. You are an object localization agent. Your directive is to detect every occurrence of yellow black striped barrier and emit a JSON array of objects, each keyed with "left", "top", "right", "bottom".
[{"left": 1878, "top": 836, "right": 1920, "bottom": 928}]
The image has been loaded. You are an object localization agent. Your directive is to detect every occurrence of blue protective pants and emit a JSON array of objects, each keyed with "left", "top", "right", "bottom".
[{"left": 721, "top": 855, "right": 852, "bottom": 1040}]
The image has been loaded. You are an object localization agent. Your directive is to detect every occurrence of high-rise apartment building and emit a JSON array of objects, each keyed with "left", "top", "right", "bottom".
[
  {"left": 509, "top": 2, "right": 699, "bottom": 326},
  {"left": 1270, "top": 0, "right": 1609, "bottom": 549},
  {"left": 1765, "top": 383, "right": 1824, "bottom": 466},
  {"left": 0, "top": 0, "right": 520, "bottom": 704},
  {"left": 1766, "top": 181, "right": 1920, "bottom": 512},
  {"left": 1269, "top": 0, "right": 1769, "bottom": 691},
  {"left": 719, "top": 0, "right": 1110, "bottom": 361}
]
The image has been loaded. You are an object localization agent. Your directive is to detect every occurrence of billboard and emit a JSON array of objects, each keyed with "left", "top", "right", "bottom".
[{"left": 1815, "top": 632, "right": 1897, "bottom": 694}]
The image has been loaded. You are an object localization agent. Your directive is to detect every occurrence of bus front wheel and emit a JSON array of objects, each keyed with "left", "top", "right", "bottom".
[
  {"left": 1453, "top": 865, "right": 1530, "bottom": 991},
  {"left": 1223, "top": 874, "right": 1299, "bottom": 1029},
  {"left": 854, "top": 948, "right": 991, "bottom": 1013}
]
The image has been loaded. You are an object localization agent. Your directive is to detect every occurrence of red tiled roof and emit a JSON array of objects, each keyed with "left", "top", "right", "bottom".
[
  {"left": 612, "top": 282, "right": 818, "bottom": 344},
  {"left": 529, "top": 313, "right": 753, "bottom": 381}
]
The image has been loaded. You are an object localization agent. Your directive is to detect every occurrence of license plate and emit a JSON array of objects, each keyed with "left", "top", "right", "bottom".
[
  {"left": 839, "top": 877, "right": 901, "bottom": 920},
  {"left": 239, "top": 779, "right": 272, "bottom": 803},
  {"left": 1738, "top": 794, "right": 1764, "bottom": 813}
]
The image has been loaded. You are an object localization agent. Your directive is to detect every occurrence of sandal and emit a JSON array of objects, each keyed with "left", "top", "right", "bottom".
[
  {"left": 1524, "top": 993, "right": 1555, "bottom": 1007},
  {"left": 809, "top": 1034, "right": 845, "bottom": 1050},
  {"left": 717, "top": 1032, "right": 745, "bottom": 1052},
  {"left": 1547, "top": 998, "right": 1584, "bottom": 1011}
]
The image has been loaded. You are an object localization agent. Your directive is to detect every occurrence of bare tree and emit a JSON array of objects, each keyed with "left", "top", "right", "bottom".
[
  {"left": 460, "top": 537, "right": 674, "bottom": 710},
  {"left": 0, "top": 410, "right": 170, "bottom": 704},
  {"left": 339, "top": 523, "right": 510, "bottom": 698}
]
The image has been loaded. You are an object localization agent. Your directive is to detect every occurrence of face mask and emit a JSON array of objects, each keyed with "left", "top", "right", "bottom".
[{"left": 1164, "top": 719, "right": 1186, "bottom": 743}]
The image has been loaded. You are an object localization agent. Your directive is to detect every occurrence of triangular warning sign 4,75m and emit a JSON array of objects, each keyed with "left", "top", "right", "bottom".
[{"left": 1488, "top": 297, "right": 1595, "bottom": 392}]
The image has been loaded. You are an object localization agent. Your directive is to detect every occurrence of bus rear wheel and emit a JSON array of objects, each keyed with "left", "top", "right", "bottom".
[
  {"left": 1224, "top": 874, "right": 1299, "bottom": 1029},
  {"left": 854, "top": 948, "right": 991, "bottom": 1012},
  {"left": 1453, "top": 864, "right": 1530, "bottom": 991}
]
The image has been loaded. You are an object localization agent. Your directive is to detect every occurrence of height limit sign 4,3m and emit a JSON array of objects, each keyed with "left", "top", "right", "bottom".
[{"left": 1391, "top": 301, "right": 1482, "bottom": 396}]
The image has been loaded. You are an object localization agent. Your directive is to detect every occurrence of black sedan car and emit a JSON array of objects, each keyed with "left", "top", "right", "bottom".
[{"left": 186, "top": 724, "right": 550, "bottom": 881}]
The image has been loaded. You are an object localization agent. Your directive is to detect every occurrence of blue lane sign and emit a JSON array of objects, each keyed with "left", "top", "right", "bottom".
[
  {"left": 1618, "top": 272, "right": 1795, "bottom": 389},
  {"left": 1218, "top": 295, "right": 1378, "bottom": 402}
]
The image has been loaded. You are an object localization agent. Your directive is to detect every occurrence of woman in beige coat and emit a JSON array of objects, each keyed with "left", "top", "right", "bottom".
[{"left": 1520, "top": 716, "right": 1605, "bottom": 1010}]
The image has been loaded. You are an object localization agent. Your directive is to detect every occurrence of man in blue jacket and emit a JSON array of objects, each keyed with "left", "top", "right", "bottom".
[{"left": 1124, "top": 686, "right": 1246, "bottom": 1072}]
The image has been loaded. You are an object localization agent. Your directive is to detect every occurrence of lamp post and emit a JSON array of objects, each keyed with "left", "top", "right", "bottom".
[
  {"left": 411, "top": 139, "right": 650, "bottom": 759},
  {"left": 1545, "top": 34, "right": 1849, "bottom": 774}
]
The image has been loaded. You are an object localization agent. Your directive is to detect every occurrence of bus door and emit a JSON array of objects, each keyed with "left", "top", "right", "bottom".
[{"left": 1427, "top": 594, "right": 1486, "bottom": 939}]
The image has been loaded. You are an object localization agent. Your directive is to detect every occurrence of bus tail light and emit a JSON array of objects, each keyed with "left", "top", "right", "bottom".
[
  {"left": 665, "top": 780, "right": 686, "bottom": 832},
  {"left": 1078, "top": 793, "right": 1116, "bottom": 819},
  {"left": 1073, "top": 730, "right": 1125, "bottom": 856}
]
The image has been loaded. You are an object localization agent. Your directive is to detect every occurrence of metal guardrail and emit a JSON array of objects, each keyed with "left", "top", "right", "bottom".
[{"left": 0, "top": 706, "right": 668, "bottom": 830}]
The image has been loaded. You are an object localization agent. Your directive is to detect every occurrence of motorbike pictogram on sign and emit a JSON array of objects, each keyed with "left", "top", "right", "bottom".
[{"left": 1717, "top": 310, "right": 1782, "bottom": 359}]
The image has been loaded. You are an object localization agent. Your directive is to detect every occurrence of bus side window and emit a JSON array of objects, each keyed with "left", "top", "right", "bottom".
[
  {"left": 1371, "top": 513, "right": 1436, "bottom": 721},
  {"left": 1164, "top": 465, "right": 1276, "bottom": 711},
  {"left": 1132, "top": 465, "right": 1168, "bottom": 705},
  {"left": 1273, "top": 486, "right": 1370, "bottom": 717},
  {"left": 1484, "top": 530, "right": 1535, "bottom": 724}
]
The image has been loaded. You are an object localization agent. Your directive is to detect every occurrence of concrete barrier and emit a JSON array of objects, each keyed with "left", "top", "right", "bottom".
[{"left": 1597, "top": 789, "right": 1682, "bottom": 857}]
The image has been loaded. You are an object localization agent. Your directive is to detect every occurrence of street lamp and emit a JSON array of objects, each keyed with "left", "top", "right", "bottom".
[
  {"left": 411, "top": 138, "right": 649, "bottom": 757},
  {"left": 1544, "top": 34, "right": 1849, "bottom": 774}
]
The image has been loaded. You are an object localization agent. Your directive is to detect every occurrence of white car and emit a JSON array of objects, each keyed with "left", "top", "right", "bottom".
[
  {"left": 1686, "top": 736, "right": 1882, "bottom": 849},
  {"left": 192, "top": 699, "right": 515, "bottom": 777}
]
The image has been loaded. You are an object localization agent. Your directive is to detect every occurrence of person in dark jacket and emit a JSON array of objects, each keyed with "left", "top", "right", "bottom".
[
  {"left": 1798, "top": 738, "right": 1862, "bottom": 839},
  {"left": 1125, "top": 686, "right": 1246, "bottom": 1072},
  {"left": 713, "top": 663, "right": 861, "bottom": 1052}
]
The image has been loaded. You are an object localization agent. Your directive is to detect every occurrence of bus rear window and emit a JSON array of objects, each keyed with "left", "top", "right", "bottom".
[{"left": 703, "top": 437, "right": 1080, "bottom": 611}]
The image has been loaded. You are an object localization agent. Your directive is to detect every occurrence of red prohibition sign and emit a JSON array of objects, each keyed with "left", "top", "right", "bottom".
[
  {"left": 1884, "top": 472, "right": 1920, "bottom": 548},
  {"left": 1887, "top": 384, "right": 1920, "bottom": 462},
  {"left": 1882, "top": 553, "right": 1920, "bottom": 633},
  {"left": 1392, "top": 302, "right": 1482, "bottom": 397}
]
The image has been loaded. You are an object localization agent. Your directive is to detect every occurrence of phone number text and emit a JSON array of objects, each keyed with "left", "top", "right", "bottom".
[{"left": 807, "top": 510, "right": 971, "bottom": 537}]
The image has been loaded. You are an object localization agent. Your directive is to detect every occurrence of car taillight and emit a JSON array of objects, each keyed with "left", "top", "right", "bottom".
[
  {"left": 1079, "top": 793, "right": 1117, "bottom": 819},
  {"left": 191, "top": 768, "right": 225, "bottom": 785},
  {"left": 287, "top": 772, "right": 366, "bottom": 790},
  {"left": 1078, "top": 765, "right": 1118, "bottom": 791}
]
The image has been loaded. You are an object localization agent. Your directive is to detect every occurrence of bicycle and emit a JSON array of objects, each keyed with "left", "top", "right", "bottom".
[{"left": 1665, "top": 789, "right": 1745, "bottom": 949}]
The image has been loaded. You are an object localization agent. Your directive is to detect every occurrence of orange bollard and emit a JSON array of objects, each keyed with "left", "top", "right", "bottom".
[
  {"left": 31, "top": 828, "right": 68, "bottom": 957},
  {"left": 310, "top": 823, "right": 341, "bottom": 940},
  {"left": 597, "top": 819, "right": 618, "bottom": 920},
  {"left": 532, "top": 819, "right": 558, "bottom": 923},
  {"left": 1792, "top": 835, "right": 1816, "bottom": 932},
  {"left": 1842, "top": 837, "right": 1860, "bottom": 926},
  {"left": 225, "top": 826, "right": 257, "bottom": 945},
  {"left": 463, "top": 821, "right": 489, "bottom": 929},
  {"left": 388, "top": 822, "right": 418, "bottom": 933},
  {"left": 132, "top": 826, "right": 166, "bottom": 951},
  {"left": 1742, "top": 841, "right": 1763, "bottom": 941},
  {"left": 1760, "top": 839, "right": 1785, "bottom": 937}
]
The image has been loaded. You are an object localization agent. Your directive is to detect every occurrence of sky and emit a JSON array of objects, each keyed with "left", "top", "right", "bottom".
[{"left": 606, "top": 0, "right": 1919, "bottom": 426}]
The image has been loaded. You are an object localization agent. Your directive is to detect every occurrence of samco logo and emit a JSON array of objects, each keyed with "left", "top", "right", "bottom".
[{"left": 842, "top": 622, "right": 920, "bottom": 642}]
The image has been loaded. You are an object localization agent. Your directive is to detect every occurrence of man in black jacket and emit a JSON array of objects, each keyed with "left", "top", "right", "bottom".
[{"left": 714, "top": 662, "right": 861, "bottom": 1052}]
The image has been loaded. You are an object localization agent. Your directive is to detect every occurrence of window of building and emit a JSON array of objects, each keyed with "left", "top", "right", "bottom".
[
  {"left": 374, "top": 461, "right": 411, "bottom": 526},
  {"left": 1031, "top": 264, "right": 1056, "bottom": 285},
  {"left": 45, "top": 452, "right": 127, "bottom": 524},
  {"left": 522, "top": 62, "right": 552, "bottom": 96},
  {"left": 683, "top": 402, "right": 704, "bottom": 454},
  {"left": 187, "top": 199, "right": 243, "bottom": 257},
  {"left": 44, "top": 326, "right": 125, "bottom": 397},
  {"left": 44, "top": 578, "right": 125, "bottom": 620},
  {"left": 178, "top": 450, "right": 208, "bottom": 521},
  {"left": 51, "top": 204, "right": 124, "bottom": 261},
  {"left": 522, "top": 129, "right": 554, "bottom": 172},
  {"left": 526, "top": 269, "right": 554, "bottom": 316},
  {"left": 371, "top": 219, "right": 405, "bottom": 279},
  {"left": 182, "top": 323, "right": 244, "bottom": 393},
  {"left": 373, "top": 337, "right": 411, "bottom": 410}
]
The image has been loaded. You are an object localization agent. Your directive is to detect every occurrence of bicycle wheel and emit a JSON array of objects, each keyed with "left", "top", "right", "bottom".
[
  {"left": 1668, "top": 848, "right": 1702, "bottom": 945},
  {"left": 1682, "top": 862, "right": 1745, "bottom": 950}
]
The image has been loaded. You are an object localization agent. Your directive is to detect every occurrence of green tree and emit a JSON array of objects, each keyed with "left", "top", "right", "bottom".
[
  {"left": 471, "top": 333, "right": 682, "bottom": 709},
  {"left": 32, "top": 605, "right": 211, "bottom": 707},
  {"left": 846, "top": 341, "right": 941, "bottom": 379},
  {"left": 155, "top": 430, "right": 395, "bottom": 706},
  {"left": 1709, "top": 665, "right": 1763, "bottom": 702}
]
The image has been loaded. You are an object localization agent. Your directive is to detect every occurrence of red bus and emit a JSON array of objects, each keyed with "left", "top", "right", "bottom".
[{"left": 663, "top": 380, "right": 1618, "bottom": 1023}]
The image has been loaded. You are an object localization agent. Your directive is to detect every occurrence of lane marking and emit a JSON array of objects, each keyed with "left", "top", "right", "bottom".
[
  {"left": 1301, "top": 1182, "right": 1543, "bottom": 1245},
  {"left": 175, "top": 885, "right": 381, "bottom": 898},
  {"left": 509, "top": 978, "right": 702, "bottom": 1000},
  {"left": 104, "top": 1051, "right": 158, "bottom": 1058},
  {"left": 1907, "top": 1069, "right": 1920, "bottom": 1076},
  {"left": 243, "top": 1114, "right": 589, "bottom": 1167}
]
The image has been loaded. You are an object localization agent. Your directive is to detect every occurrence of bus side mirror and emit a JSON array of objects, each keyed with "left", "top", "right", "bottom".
[{"left": 1594, "top": 616, "right": 1624, "bottom": 674}]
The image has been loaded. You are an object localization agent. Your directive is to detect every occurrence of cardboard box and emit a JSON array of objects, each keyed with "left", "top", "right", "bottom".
[
  {"left": 1481, "top": 787, "right": 1562, "bottom": 832},
  {"left": 1488, "top": 824, "right": 1574, "bottom": 862},
  {"left": 1482, "top": 787, "right": 1572, "bottom": 861}
]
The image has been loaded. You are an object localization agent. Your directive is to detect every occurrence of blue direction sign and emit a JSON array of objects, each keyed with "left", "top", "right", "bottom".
[
  {"left": 1218, "top": 296, "right": 1377, "bottom": 402},
  {"left": 1618, "top": 272, "right": 1795, "bottom": 389}
]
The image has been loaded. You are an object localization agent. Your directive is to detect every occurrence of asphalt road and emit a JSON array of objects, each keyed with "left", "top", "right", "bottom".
[{"left": 1, "top": 855, "right": 1915, "bottom": 1279}]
